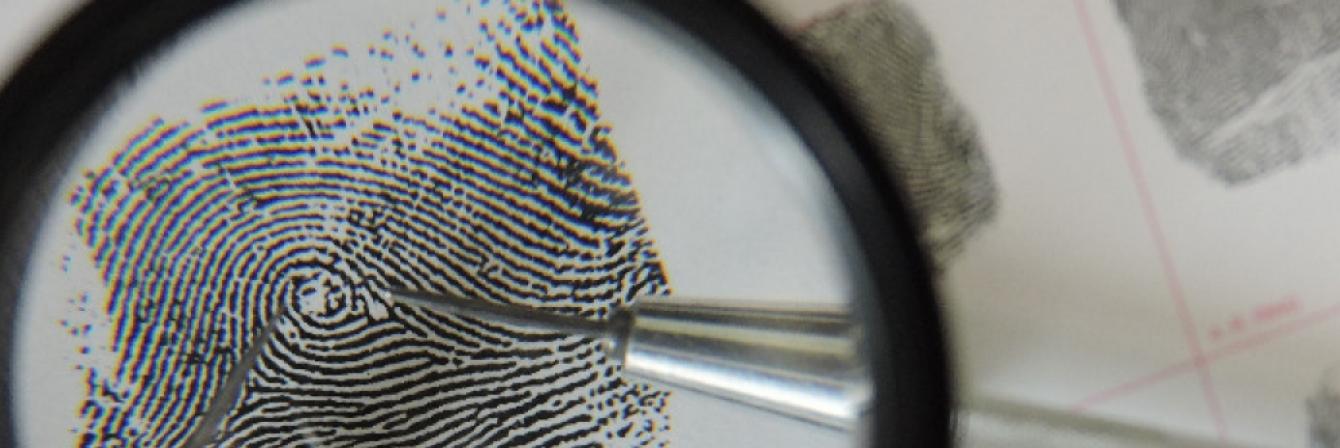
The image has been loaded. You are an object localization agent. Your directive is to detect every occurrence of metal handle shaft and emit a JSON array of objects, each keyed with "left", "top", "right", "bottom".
[
  {"left": 617, "top": 298, "right": 869, "bottom": 429},
  {"left": 387, "top": 290, "right": 870, "bottom": 430}
]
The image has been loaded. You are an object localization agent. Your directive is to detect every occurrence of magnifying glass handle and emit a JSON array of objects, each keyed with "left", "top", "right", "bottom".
[{"left": 610, "top": 298, "right": 870, "bottom": 430}]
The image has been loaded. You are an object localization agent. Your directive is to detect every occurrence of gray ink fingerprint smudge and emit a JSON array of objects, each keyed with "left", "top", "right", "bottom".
[
  {"left": 1115, "top": 0, "right": 1340, "bottom": 185},
  {"left": 796, "top": 0, "right": 998, "bottom": 269},
  {"left": 68, "top": 1, "right": 670, "bottom": 446},
  {"left": 1310, "top": 366, "right": 1340, "bottom": 448}
]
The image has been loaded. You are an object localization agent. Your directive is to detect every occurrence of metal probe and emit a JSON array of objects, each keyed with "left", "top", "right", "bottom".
[
  {"left": 388, "top": 289, "right": 871, "bottom": 430},
  {"left": 185, "top": 315, "right": 322, "bottom": 448},
  {"left": 185, "top": 317, "right": 280, "bottom": 448}
]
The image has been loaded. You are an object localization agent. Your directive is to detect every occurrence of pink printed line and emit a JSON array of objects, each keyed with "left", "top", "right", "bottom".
[
  {"left": 1072, "top": 358, "right": 1198, "bottom": 412},
  {"left": 1071, "top": 0, "right": 1227, "bottom": 439},
  {"left": 1210, "top": 302, "right": 1340, "bottom": 360},
  {"left": 1074, "top": 301, "right": 1340, "bottom": 411}
]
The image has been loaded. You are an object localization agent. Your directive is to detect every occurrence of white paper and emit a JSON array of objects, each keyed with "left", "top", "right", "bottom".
[{"left": 892, "top": 0, "right": 1340, "bottom": 445}]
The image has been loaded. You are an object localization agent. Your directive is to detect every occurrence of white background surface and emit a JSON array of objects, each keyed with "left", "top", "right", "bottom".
[{"left": 894, "top": 0, "right": 1340, "bottom": 446}]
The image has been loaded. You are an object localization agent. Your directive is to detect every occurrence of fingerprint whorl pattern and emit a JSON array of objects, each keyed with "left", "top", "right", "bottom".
[{"left": 68, "top": 2, "right": 670, "bottom": 446}]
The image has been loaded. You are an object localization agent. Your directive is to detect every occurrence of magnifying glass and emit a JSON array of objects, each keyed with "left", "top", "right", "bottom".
[{"left": 0, "top": 0, "right": 949, "bottom": 446}]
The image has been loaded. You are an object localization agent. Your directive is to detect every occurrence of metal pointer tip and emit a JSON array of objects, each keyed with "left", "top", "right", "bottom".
[{"left": 386, "top": 288, "right": 611, "bottom": 340}]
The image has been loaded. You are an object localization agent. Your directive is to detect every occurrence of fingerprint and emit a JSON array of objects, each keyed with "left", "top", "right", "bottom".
[
  {"left": 66, "top": 1, "right": 671, "bottom": 446},
  {"left": 1309, "top": 366, "right": 1340, "bottom": 448},
  {"left": 1115, "top": 0, "right": 1340, "bottom": 184},
  {"left": 796, "top": 1, "right": 997, "bottom": 269}
]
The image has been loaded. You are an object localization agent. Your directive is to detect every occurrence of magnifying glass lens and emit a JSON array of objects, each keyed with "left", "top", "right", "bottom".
[{"left": 5, "top": 1, "right": 918, "bottom": 447}]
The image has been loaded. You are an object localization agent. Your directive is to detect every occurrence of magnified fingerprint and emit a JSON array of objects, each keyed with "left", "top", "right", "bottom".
[{"left": 67, "top": 1, "right": 671, "bottom": 446}]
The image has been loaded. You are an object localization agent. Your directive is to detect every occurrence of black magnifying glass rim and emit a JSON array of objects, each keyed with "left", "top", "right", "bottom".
[{"left": 0, "top": 0, "right": 951, "bottom": 446}]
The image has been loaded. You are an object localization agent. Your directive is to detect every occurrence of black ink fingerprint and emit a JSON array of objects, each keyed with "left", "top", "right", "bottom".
[
  {"left": 796, "top": 1, "right": 997, "bottom": 269},
  {"left": 1115, "top": 0, "right": 1340, "bottom": 185},
  {"left": 68, "top": 1, "right": 670, "bottom": 446}
]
